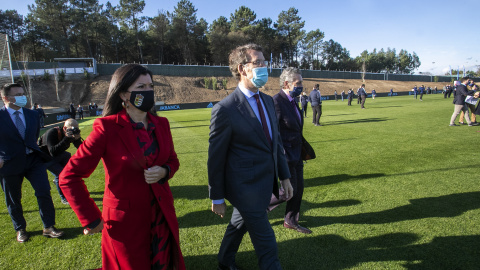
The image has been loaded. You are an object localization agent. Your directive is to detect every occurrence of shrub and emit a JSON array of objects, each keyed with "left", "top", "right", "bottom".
[
  {"left": 204, "top": 77, "right": 211, "bottom": 89},
  {"left": 57, "top": 69, "right": 66, "bottom": 82},
  {"left": 83, "top": 68, "right": 90, "bottom": 80},
  {"left": 20, "top": 72, "right": 28, "bottom": 83},
  {"left": 222, "top": 79, "right": 228, "bottom": 90},
  {"left": 212, "top": 77, "right": 217, "bottom": 90},
  {"left": 43, "top": 70, "right": 50, "bottom": 81}
]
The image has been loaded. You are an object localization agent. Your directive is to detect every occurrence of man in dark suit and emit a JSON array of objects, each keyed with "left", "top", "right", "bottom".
[
  {"left": 358, "top": 84, "right": 367, "bottom": 109},
  {"left": 208, "top": 44, "right": 293, "bottom": 270},
  {"left": 268, "top": 67, "right": 312, "bottom": 234},
  {"left": 309, "top": 84, "right": 322, "bottom": 126},
  {"left": 0, "top": 83, "right": 64, "bottom": 243}
]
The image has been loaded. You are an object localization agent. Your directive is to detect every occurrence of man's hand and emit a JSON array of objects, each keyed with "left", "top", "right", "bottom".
[
  {"left": 280, "top": 179, "right": 294, "bottom": 201},
  {"left": 0, "top": 156, "right": 4, "bottom": 169},
  {"left": 83, "top": 220, "right": 104, "bottom": 235},
  {"left": 144, "top": 165, "right": 168, "bottom": 184},
  {"left": 474, "top": 92, "right": 480, "bottom": 98},
  {"left": 212, "top": 202, "right": 226, "bottom": 218}
]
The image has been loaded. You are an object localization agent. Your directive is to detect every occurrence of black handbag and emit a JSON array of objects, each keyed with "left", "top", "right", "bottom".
[{"left": 301, "top": 136, "right": 316, "bottom": 160}]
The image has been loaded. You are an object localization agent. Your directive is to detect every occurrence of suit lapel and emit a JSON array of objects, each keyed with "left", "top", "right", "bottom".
[
  {"left": 116, "top": 111, "right": 147, "bottom": 169},
  {"left": 279, "top": 90, "right": 302, "bottom": 128},
  {"left": 1, "top": 107, "right": 24, "bottom": 140},
  {"left": 234, "top": 88, "right": 271, "bottom": 149},
  {"left": 259, "top": 91, "right": 276, "bottom": 149},
  {"left": 23, "top": 109, "right": 37, "bottom": 141}
]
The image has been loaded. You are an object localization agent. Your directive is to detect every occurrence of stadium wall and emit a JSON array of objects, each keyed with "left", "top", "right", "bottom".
[
  {"left": 97, "top": 64, "right": 456, "bottom": 83},
  {"left": 10, "top": 62, "right": 458, "bottom": 83}
]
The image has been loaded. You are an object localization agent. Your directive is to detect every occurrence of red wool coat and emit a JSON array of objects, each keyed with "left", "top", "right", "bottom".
[{"left": 60, "top": 109, "right": 185, "bottom": 270}]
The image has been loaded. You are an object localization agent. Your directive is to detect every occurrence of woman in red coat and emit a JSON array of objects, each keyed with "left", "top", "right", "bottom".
[{"left": 60, "top": 64, "right": 185, "bottom": 270}]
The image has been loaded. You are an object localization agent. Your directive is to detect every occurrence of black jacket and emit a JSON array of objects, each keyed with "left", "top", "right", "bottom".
[
  {"left": 453, "top": 84, "right": 475, "bottom": 105},
  {"left": 38, "top": 127, "right": 82, "bottom": 157},
  {"left": 273, "top": 90, "right": 303, "bottom": 163}
]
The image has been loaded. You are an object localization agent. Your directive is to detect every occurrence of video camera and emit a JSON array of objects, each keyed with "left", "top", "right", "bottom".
[{"left": 66, "top": 127, "right": 81, "bottom": 136}]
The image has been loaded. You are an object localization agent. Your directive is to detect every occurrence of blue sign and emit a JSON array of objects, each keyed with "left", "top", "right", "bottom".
[
  {"left": 56, "top": 114, "right": 71, "bottom": 121},
  {"left": 158, "top": 105, "right": 181, "bottom": 111}
]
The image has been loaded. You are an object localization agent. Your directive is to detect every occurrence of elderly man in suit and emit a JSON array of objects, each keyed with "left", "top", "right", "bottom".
[
  {"left": 208, "top": 44, "right": 294, "bottom": 270},
  {"left": 0, "top": 83, "right": 63, "bottom": 243},
  {"left": 268, "top": 67, "right": 312, "bottom": 234}
]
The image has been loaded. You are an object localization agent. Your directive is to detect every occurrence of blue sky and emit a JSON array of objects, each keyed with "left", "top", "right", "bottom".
[{"left": 5, "top": 0, "right": 480, "bottom": 75}]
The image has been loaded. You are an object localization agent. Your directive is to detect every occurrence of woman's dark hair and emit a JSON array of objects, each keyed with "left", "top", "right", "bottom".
[{"left": 102, "top": 64, "right": 156, "bottom": 117}]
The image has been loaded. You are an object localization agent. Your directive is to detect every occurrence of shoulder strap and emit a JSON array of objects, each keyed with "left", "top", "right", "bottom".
[{"left": 55, "top": 126, "right": 62, "bottom": 141}]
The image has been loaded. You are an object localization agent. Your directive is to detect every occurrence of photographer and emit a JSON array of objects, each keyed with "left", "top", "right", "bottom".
[{"left": 38, "top": 119, "right": 83, "bottom": 204}]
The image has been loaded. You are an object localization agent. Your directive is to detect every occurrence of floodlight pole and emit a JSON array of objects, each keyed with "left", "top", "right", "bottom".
[{"left": 6, "top": 35, "right": 14, "bottom": 83}]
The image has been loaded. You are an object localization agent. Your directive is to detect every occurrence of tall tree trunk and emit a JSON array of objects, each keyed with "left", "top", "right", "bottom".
[{"left": 58, "top": 13, "right": 71, "bottom": 57}]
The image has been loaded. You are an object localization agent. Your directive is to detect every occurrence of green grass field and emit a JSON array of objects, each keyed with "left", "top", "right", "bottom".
[{"left": 1, "top": 94, "right": 479, "bottom": 270}]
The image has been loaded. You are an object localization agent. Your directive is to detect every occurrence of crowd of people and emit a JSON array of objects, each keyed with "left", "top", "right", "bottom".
[
  {"left": 1, "top": 42, "right": 479, "bottom": 270},
  {"left": 68, "top": 102, "right": 98, "bottom": 120}
]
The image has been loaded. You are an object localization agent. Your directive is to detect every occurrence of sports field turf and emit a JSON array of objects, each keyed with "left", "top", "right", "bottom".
[{"left": 1, "top": 94, "right": 479, "bottom": 269}]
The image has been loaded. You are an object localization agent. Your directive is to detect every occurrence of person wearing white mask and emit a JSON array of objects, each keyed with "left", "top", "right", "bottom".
[{"left": 0, "top": 83, "right": 64, "bottom": 243}]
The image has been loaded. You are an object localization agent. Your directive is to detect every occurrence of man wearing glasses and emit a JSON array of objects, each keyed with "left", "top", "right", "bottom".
[
  {"left": 0, "top": 83, "right": 64, "bottom": 243},
  {"left": 208, "top": 44, "right": 293, "bottom": 270}
]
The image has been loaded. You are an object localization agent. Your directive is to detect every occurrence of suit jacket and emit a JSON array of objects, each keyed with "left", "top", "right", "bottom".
[
  {"left": 273, "top": 91, "right": 303, "bottom": 163},
  {"left": 208, "top": 87, "right": 291, "bottom": 212},
  {"left": 0, "top": 107, "right": 46, "bottom": 176},
  {"left": 453, "top": 84, "right": 475, "bottom": 105},
  {"left": 59, "top": 109, "right": 185, "bottom": 269}
]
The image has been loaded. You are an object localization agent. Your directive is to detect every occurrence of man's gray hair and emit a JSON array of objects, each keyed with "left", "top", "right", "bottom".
[
  {"left": 279, "top": 67, "right": 302, "bottom": 89},
  {"left": 229, "top": 43, "right": 264, "bottom": 81}
]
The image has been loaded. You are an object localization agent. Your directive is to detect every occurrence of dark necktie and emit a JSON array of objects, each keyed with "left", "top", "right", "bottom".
[
  {"left": 253, "top": 94, "right": 272, "bottom": 146},
  {"left": 13, "top": 111, "right": 26, "bottom": 139}
]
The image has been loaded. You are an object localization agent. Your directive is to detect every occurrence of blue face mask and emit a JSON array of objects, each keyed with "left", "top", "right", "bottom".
[
  {"left": 469, "top": 82, "right": 475, "bottom": 87},
  {"left": 250, "top": 67, "right": 268, "bottom": 88},
  {"left": 13, "top": 95, "right": 28, "bottom": 107},
  {"left": 289, "top": 86, "right": 303, "bottom": 97}
]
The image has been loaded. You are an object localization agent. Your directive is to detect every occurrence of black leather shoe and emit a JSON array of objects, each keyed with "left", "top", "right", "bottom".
[
  {"left": 17, "top": 229, "right": 29, "bottom": 243},
  {"left": 283, "top": 222, "right": 312, "bottom": 234},
  {"left": 43, "top": 226, "right": 64, "bottom": 238},
  {"left": 218, "top": 263, "right": 241, "bottom": 270}
]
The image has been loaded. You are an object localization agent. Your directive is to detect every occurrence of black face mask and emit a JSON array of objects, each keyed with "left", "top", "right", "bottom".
[{"left": 128, "top": 90, "right": 155, "bottom": 112}]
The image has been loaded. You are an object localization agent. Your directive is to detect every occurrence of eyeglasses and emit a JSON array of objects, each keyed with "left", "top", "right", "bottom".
[{"left": 245, "top": 60, "right": 269, "bottom": 67}]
